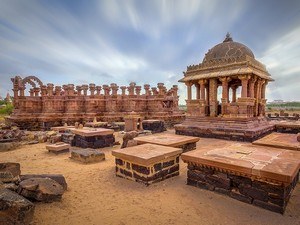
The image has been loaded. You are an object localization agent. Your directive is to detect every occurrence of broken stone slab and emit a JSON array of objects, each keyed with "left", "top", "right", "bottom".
[
  {"left": 20, "top": 174, "right": 67, "bottom": 190},
  {"left": 0, "top": 142, "right": 21, "bottom": 152},
  {"left": 70, "top": 149, "right": 105, "bottom": 163},
  {"left": 0, "top": 188, "right": 35, "bottom": 225},
  {"left": 27, "top": 140, "right": 39, "bottom": 145},
  {"left": 17, "top": 178, "right": 64, "bottom": 202},
  {"left": 0, "top": 163, "right": 21, "bottom": 183}
]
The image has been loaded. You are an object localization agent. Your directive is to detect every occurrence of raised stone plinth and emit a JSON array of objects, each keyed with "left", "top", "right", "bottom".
[
  {"left": 72, "top": 128, "right": 115, "bottom": 149},
  {"left": 112, "top": 144, "right": 182, "bottom": 185},
  {"left": 272, "top": 121, "right": 300, "bottom": 133},
  {"left": 175, "top": 117, "right": 274, "bottom": 142},
  {"left": 142, "top": 120, "right": 166, "bottom": 133},
  {"left": 181, "top": 144, "right": 300, "bottom": 213},
  {"left": 70, "top": 149, "right": 105, "bottom": 163},
  {"left": 253, "top": 133, "right": 300, "bottom": 151},
  {"left": 46, "top": 142, "right": 70, "bottom": 154},
  {"left": 134, "top": 133, "right": 199, "bottom": 152}
]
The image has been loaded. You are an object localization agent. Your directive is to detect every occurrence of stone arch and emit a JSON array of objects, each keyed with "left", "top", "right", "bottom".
[{"left": 21, "top": 76, "right": 43, "bottom": 89}]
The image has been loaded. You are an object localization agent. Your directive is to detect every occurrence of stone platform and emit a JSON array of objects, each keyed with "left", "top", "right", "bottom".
[
  {"left": 270, "top": 121, "right": 300, "bottom": 133},
  {"left": 84, "top": 122, "right": 108, "bottom": 128},
  {"left": 70, "top": 149, "right": 105, "bottom": 163},
  {"left": 112, "top": 144, "right": 182, "bottom": 185},
  {"left": 181, "top": 144, "right": 300, "bottom": 213},
  {"left": 175, "top": 116, "right": 274, "bottom": 142},
  {"left": 134, "top": 133, "right": 199, "bottom": 152},
  {"left": 46, "top": 142, "right": 70, "bottom": 154},
  {"left": 253, "top": 133, "right": 300, "bottom": 151},
  {"left": 142, "top": 120, "right": 166, "bottom": 133},
  {"left": 72, "top": 128, "right": 115, "bottom": 149}
]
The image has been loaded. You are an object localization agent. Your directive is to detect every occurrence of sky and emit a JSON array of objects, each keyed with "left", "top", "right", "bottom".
[{"left": 0, "top": 0, "right": 300, "bottom": 104}]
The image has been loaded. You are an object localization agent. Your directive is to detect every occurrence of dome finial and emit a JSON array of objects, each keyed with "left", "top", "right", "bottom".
[{"left": 223, "top": 32, "right": 233, "bottom": 42}]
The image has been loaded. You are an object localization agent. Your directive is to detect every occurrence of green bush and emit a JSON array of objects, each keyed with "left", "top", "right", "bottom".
[{"left": 0, "top": 103, "right": 14, "bottom": 115}]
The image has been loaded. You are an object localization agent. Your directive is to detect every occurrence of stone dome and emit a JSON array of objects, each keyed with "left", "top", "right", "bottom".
[{"left": 203, "top": 33, "right": 255, "bottom": 63}]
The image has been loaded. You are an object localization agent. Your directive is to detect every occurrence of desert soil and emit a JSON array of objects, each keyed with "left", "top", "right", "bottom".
[{"left": 1, "top": 130, "right": 299, "bottom": 225}]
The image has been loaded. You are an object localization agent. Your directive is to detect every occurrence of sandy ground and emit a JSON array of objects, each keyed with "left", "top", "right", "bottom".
[{"left": 1, "top": 130, "right": 300, "bottom": 225}]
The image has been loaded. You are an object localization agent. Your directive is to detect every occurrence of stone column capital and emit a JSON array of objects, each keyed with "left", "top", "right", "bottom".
[
  {"left": 238, "top": 75, "right": 250, "bottom": 81},
  {"left": 219, "top": 77, "right": 231, "bottom": 83},
  {"left": 198, "top": 79, "right": 207, "bottom": 86}
]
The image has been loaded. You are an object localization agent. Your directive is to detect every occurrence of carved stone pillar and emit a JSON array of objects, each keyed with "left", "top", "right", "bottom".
[
  {"left": 62, "top": 85, "right": 68, "bottom": 96},
  {"left": 231, "top": 86, "right": 237, "bottom": 103},
  {"left": 33, "top": 88, "right": 40, "bottom": 97},
  {"left": 249, "top": 77, "right": 257, "bottom": 98},
  {"left": 199, "top": 80, "right": 206, "bottom": 101},
  {"left": 186, "top": 82, "right": 192, "bottom": 101},
  {"left": 135, "top": 86, "right": 141, "bottom": 96},
  {"left": 144, "top": 84, "right": 150, "bottom": 96},
  {"left": 29, "top": 89, "right": 34, "bottom": 97},
  {"left": 76, "top": 86, "right": 82, "bottom": 96},
  {"left": 95, "top": 86, "right": 102, "bottom": 96},
  {"left": 19, "top": 87, "right": 25, "bottom": 97},
  {"left": 209, "top": 79, "right": 218, "bottom": 117},
  {"left": 68, "top": 84, "right": 75, "bottom": 96},
  {"left": 82, "top": 85, "right": 89, "bottom": 96},
  {"left": 89, "top": 83, "right": 96, "bottom": 96},
  {"left": 151, "top": 87, "right": 158, "bottom": 96},
  {"left": 157, "top": 83, "right": 165, "bottom": 95},
  {"left": 47, "top": 83, "right": 54, "bottom": 96},
  {"left": 195, "top": 84, "right": 200, "bottom": 99},
  {"left": 54, "top": 86, "right": 61, "bottom": 96},
  {"left": 120, "top": 86, "right": 126, "bottom": 96},
  {"left": 41, "top": 85, "right": 47, "bottom": 97},
  {"left": 238, "top": 75, "right": 250, "bottom": 98},
  {"left": 102, "top": 85, "right": 110, "bottom": 96},
  {"left": 219, "top": 77, "right": 231, "bottom": 102},
  {"left": 110, "top": 83, "right": 119, "bottom": 96},
  {"left": 127, "top": 82, "right": 136, "bottom": 95},
  {"left": 261, "top": 80, "right": 267, "bottom": 99}
]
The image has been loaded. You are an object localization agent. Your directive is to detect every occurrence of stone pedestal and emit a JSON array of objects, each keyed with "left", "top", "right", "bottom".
[
  {"left": 181, "top": 145, "right": 300, "bottom": 214},
  {"left": 112, "top": 144, "right": 182, "bottom": 185},
  {"left": 46, "top": 142, "right": 70, "bottom": 154},
  {"left": 72, "top": 128, "right": 115, "bottom": 149},
  {"left": 142, "top": 120, "right": 166, "bottom": 133},
  {"left": 124, "top": 112, "right": 142, "bottom": 132},
  {"left": 70, "top": 149, "right": 105, "bottom": 163}
]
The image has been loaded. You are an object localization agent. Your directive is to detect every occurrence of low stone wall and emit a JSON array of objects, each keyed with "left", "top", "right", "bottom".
[
  {"left": 115, "top": 155, "right": 180, "bottom": 185},
  {"left": 74, "top": 134, "right": 114, "bottom": 149},
  {"left": 186, "top": 163, "right": 299, "bottom": 214}
]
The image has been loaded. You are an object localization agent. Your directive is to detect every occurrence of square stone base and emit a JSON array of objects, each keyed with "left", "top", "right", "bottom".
[
  {"left": 70, "top": 149, "right": 105, "bottom": 163},
  {"left": 74, "top": 134, "right": 115, "bottom": 149},
  {"left": 46, "top": 143, "right": 70, "bottom": 154},
  {"left": 186, "top": 163, "right": 299, "bottom": 214},
  {"left": 115, "top": 155, "right": 180, "bottom": 185}
]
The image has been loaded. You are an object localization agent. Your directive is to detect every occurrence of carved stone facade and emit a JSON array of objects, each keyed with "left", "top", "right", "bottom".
[
  {"left": 175, "top": 33, "right": 274, "bottom": 141},
  {"left": 8, "top": 76, "right": 184, "bottom": 130}
]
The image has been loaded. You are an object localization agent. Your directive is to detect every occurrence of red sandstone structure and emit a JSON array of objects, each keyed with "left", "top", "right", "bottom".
[
  {"left": 175, "top": 33, "right": 274, "bottom": 141},
  {"left": 8, "top": 76, "right": 184, "bottom": 130}
]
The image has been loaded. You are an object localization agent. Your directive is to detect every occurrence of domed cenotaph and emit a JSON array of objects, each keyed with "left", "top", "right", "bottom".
[{"left": 175, "top": 33, "right": 274, "bottom": 141}]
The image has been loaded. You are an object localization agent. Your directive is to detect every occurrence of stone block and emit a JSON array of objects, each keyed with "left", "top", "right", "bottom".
[
  {"left": 112, "top": 144, "right": 182, "bottom": 185},
  {"left": 46, "top": 142, "right": 70, "bottom": 154},
  {"left": 142, "top": 120, "right": 166, "bottom": 133},
  {"left": 0, "top": 188, "right": 35, "bottom": 225},
  {"left": 0, "top": 163, "right": 21, "bottom": 183},
  {"left": 17, "top": 178, "right": 64, "bottom": 202},
  {"left": 70, "top": 149, "right": 105, "bottom": 163},
  {"left": 20, "top": 174, "right": 68, "bottom": 190}
]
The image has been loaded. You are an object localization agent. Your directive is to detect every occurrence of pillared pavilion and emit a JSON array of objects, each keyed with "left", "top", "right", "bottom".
[{"left": 175, "top": 33, "right": 274, "bottom": 141}]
